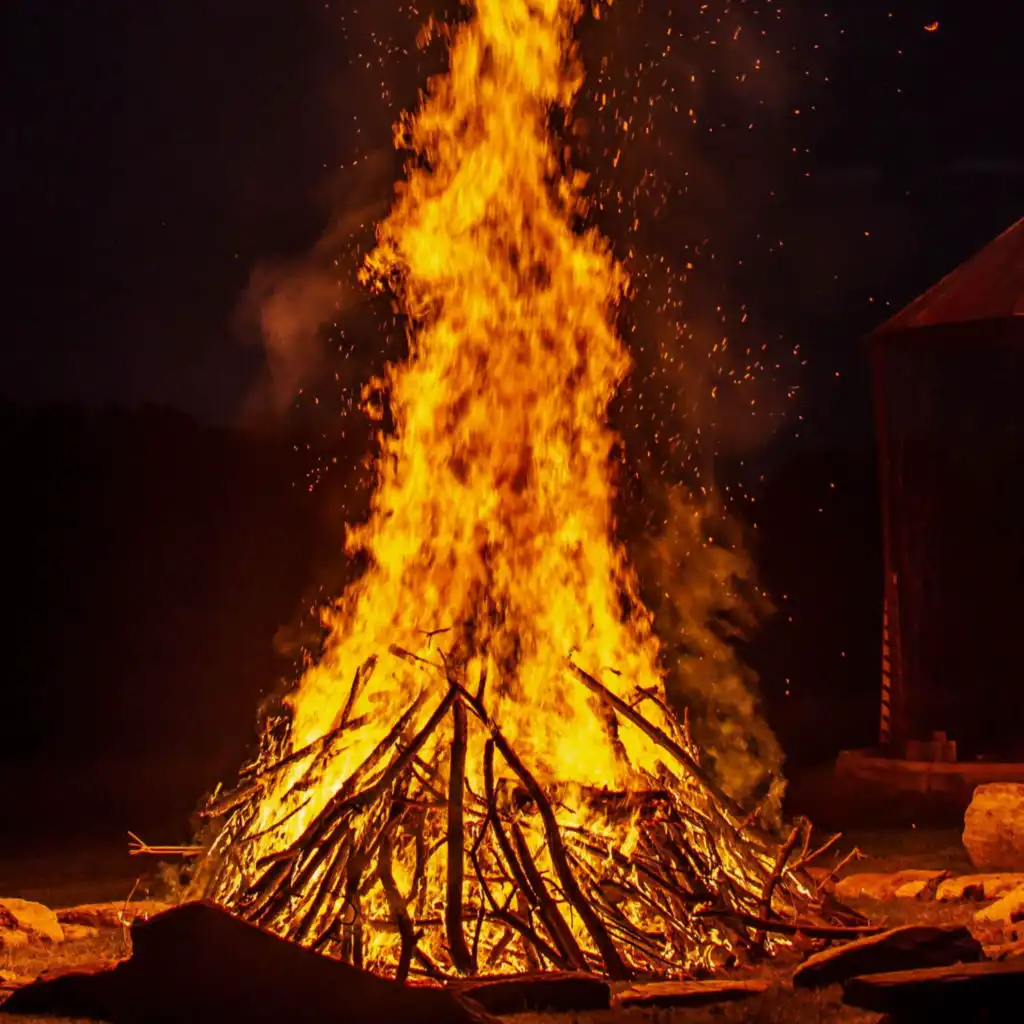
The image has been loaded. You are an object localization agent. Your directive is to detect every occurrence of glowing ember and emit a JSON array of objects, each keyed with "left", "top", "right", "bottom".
[{"left": 194, "top": 0, "right": 852, "bottom": 978}]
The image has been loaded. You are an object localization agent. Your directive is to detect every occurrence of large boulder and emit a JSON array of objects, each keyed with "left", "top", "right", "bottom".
[{"left": 963, "top": 783, "right": 1024, "bottom": 871}]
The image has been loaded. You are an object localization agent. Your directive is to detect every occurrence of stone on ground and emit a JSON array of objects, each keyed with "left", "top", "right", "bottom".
[
  {"left": 613, "top": 979, "right": 770, "bottom": 1009},
  {"left": 963, "top": 782, "right": 1024, "bottom": 871},
  {"left": 0, "top": 898, "right": 64, "bottom": 945},
  {"left": 936, "top": 873, "right": 1024, "bottom": 901},
  {"left": 792, "top": 924, "right": 982, "bottom": 989},
  {"left": 974, "top": 884, "right": 1024, "bottom": 928},
  {"left": 834, "top": 870, "right": 946, "bottom": 901},
  {"left": 983, "top": 937, "right": 1024, "bottom": 961},
  {"left": 842, "top": 958, "right": 1024, "bottom": 1017}
]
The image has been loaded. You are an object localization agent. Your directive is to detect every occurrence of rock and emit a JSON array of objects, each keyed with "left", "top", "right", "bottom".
[
  {"left": 983, "top": 938, "right": 1024, "bottom": 961},
  {"left": 936, "top": 873, "right": 1024, "bottom": 901},
  {"left": 0, "top": 930, "right": 29, "bottom": 951},
  {"left": 61, "top": 923, "right": 102, "bottom": 942},
  {"left": 0, "top": 898, "right": 64, "bottom": 944},
  {"left": 792, "top": 924, "right": 983, "bottom": 989},
  {"left": 842, "top": 959, "right": 1024, "bottom": 1017},
  {"left": 975, "top": 884, "right": 1024, "bottom": 927},
  {"left": 0, "top": 900, "right": 498, "bottom": 1023},
  {"left": 450, "top": 973, "right": 610, "bottom": 1014},
  {"left": 893, "top": 875, "right": 946, "bottom": 900},
  {"left": 56, "top": 900, "right": 170, "bottom": 929},
  {"left": 613, "top": 979, "right": 770, "bottom": 1009},
  {"left": 834, "top": 871, "right": 947, "bottom": 902},
  {"left": 0, "top": 969, "right": 32, "bottom": 989},
  {"left": 963, "top": 782, "right": 1024, "bottom": 871}
]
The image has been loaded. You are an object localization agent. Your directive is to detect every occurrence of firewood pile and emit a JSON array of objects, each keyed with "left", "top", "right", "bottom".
[{"left": 192, "top": 648, "right": 869, "bottom": 981}]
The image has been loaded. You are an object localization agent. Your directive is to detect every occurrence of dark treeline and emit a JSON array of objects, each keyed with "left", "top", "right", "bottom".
[{"left": 0, "top": 401, "right": 885, "bottom": 844}]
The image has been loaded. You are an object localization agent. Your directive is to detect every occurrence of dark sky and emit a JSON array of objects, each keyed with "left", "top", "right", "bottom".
[{"left": 3, "top": 0, "right": 1022, "bottom": 443}]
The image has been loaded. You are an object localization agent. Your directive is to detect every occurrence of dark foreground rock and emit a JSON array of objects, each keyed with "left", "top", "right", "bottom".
[
  {"left": 792, "top": 924, "right": 983, "bottom": 989},
  {"left": 613, "top": 978, "right": 770, "bottom": 1008},
  {"left": 0, "top": 900, "right": 497, "bottom": 1024},
  {"left": 450, "top": 972, "right": 610, "bottom": 1014},
  {"left": 843, "top": 959, "right": 1024, "bottom": 1019}
]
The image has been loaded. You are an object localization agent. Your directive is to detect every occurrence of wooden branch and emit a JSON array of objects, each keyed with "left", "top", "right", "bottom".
[
  {"left": 237, "top": 797, "right": 312, "bottom": 848},
  {"left": 818, "top": 846, "right": 866, "bottom": 889},
  {"left": 793, "top": 831, "right": 842, "bottom": 873},
  {"left": 462, "top": 685, "right": 631, "bottom": 980},
  {"left": 127, "top": 832, "right": 203, "bottom": 858},
  {"left": 339, "top": 685, "right": 456, "bottom": 817},
  {"left": 693, "top": 907, "right": 884, "bottom": 939},
  {"left": 336, "top": 655, "right": 377, "bottom": 730},
  {"left": 445, "top": 697, "right": 475, "bottom": 974},
  {"left": 509, "top": 820, "right": 586, "bottom": 971},
  {"left": 256, "top": 691, "right": 426, "bottom": 870},
  {"left": 754, "top": 821, "right": 803, "bottom": 949},
  {"left": 469, "top": 831, "right": 568, "bottom": 971},
  {"left": 568, "top": 662, "right": 744, "bottom": 820},
  {"left": 377, "top": 824, "right": 418, "bottom": 982},
  {"left": 239, "top": 857, "right": 293, "bottom": 924},
  {"left": 481, "top": 743, "right": 552, "bottom": 937},
  {"left": 290, "top": 829, "right": 353, "bottom": 945}
]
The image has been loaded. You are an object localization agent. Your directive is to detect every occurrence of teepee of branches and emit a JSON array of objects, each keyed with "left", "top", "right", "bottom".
[{"left": 191, "top": 0, "right": 863, "bottom": 981}]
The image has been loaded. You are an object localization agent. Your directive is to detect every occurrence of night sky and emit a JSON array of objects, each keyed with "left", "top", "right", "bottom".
[{"left": 4, "top": 0, "right": 1022, "bottom": 448}]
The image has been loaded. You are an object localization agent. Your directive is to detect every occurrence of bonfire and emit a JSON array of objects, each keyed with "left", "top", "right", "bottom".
[{"left": 193, "top": 0, "right": 858, "bottom": 980}]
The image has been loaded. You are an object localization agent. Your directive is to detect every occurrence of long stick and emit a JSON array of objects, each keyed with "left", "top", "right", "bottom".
[
  {"left": 445, "top": 697, "right": 475, "bottom": 974},
  {"left": 694, "top": 907, "right": 884, "bottom": 939},
  {"left": 378, "top": 824, "right": 418, "bottom": 982},
  {"left": 336, "top": 655, "right": 377, "bottom": 730},
  {"left": 754, "top": 821, "right": 802, "bottom": 948}
]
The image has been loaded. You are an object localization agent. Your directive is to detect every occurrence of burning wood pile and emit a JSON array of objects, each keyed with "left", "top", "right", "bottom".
[
  {"left": 197, "top": 648, "right": 863, "bottom": 979},
  {"left": 193, "top": 0, "right": 857, "bottom": 980}
]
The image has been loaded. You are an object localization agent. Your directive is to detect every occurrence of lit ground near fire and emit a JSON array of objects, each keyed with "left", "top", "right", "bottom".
[{"left": 0, "top": 826, "right": 983, "bottom": 1023}]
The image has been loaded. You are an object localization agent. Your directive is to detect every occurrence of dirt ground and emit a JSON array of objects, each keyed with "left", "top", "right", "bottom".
[{"left": 0, "top": 823, "right": 990, "bottom": 1024}]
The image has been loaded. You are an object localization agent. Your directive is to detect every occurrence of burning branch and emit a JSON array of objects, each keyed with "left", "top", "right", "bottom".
[
  {"left": 127, "top": 832, "right": 203, "bottom": 858},
  {"left": 445, "top": 697, "right": 475, "bottom": 974}
]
